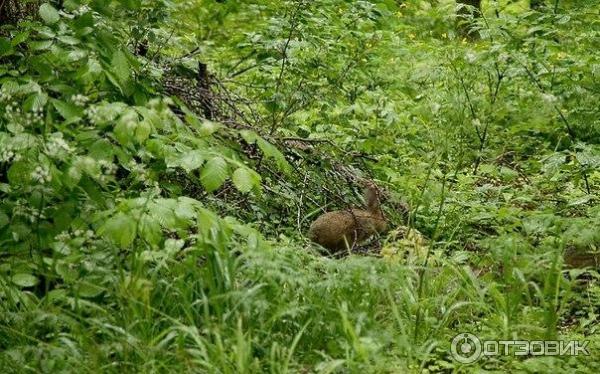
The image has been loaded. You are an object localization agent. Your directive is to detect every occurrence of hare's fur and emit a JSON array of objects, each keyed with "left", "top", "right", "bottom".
[{"left": 308, "top": 183, "right": 386, "bottom": 252}]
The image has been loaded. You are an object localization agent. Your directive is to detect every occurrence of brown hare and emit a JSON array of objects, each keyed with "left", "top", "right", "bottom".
[{"left": 308, "top": 182, "right": 387, "bottom": 253}]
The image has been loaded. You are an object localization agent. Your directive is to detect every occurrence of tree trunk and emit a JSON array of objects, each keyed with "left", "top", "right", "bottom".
[{"left": 456, "top": 0, "right": 482, "bottom": 39}]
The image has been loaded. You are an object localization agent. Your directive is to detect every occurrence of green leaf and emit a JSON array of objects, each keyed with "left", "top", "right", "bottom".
[
  {"left": 23, "top": 93, "right": 48, "bottom": 113},
  {"left": 198, "top": 120, "right": 222, "bottom": 136},
  {"left": 29, "top": 40, "right": 53, "bottom": 51},
  {"left": 240, "top": 129, "right": 258, "bottom": 143},
  {"left": 139, "top": 214, "right": 162, "bottom": 247},
  {"left": 58, "top": 36, "right": 80, "bottom": 45},
  {"left": 113, "top": 111, "right": 140, "bottom": 146},
  {"left": 171, "top": 150, "right": 205, "bottom": 172},
  {"left": 56, "top": 261, "right": 77, "bottom": 281},
  {"left": 88, "top": 139, "right": 115, "bottom": 161},
  {"left": 148, "top": 199, "right": 178, "bottom": 229},
  {"left": 200, "top": 157, "right": 229, "bottom": 192},
  {"left": 64, "top": 163, "right": 82, "bottom": 188},
  {"left": 99, "top": 212, "right": 137, "bottom": 248},
  {"left": 10, "top": 31, "right": 30, "bottom": 46},
  {"left": 134, "top": 120, "right": 152, "bottom": 143},
  {"left": 52, "top": 99, "right": 83, "bottom": 123},
  {"left": 256, "top": 138, "right": 291, "bottom": 174},
  {"left": 197, "top": 207, "right": 220, "bottom": 237},
  {"left": 12, "top": 273, "right": 39, "bottom": 288},
  {"left": 39, "top": 3, "right": 60, "bottom": 24},
  {"left": 111, "top": 50, "right": 131, "bottom": 85},
  {"left": 77, "top": 279, "right": 104, "bottom": 298},
  {"left": 7, "top": 161, "right": 32, "bottom": 186},
  {"left": 0, "top": 210, "right": 9, "bottom": 228},
  {"left": 232, "top": 167, "right": 261, "bottom": 193},
  {"left": 240, "top": 130, "right": 290, "bottom": 173},
  {"left": 0, "top": 38, "right": 13, "bottom": 57},
  {"left": 114, "top": 120, "right": 134, "bottom": 146}
]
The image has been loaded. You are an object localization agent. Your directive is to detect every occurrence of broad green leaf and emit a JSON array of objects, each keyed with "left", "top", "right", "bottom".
[
  {"left": 7, "top": 161, "right": 32, "bottom": 186},
  {"left": 39, "top": 3, "right": 60, "bottom": 24},
  {"left": 12, "top": 273, "right": 39, "bottom": 288},
  {"left": 9, "top": 134, "right": 38, "bottom": 150},
  {"left": 114, "top": 112, "right": 138, "bottom": 145},
  {"left": 73, "top": 11, "right": 94, "bottom": 32},
  {"left": 200, "top": 156, "right": 229, "bottom": 192},
  {"left": 148, "top": 199, "right": 178, "bottom": 229},
  {"left": 174, "top": 201, "right": 196, "bottom": 222},
  {"left": 240, "top": 130, "right": 290, "bottom": 173},
  {"left": 64, "top": 163, "right": 83, "bottom": 188},
  {"left": 111, "top": 50, "right": 131, "bottom": 86},
  {"left": 58, "top": 36, "right": 80, "bottom": 45},
  {"left": 240, "top": 129, "right": 258, "bottom": 143},
  {"left": 88, "top": 139, "right": 115, "bottom": 161},
  {"left": 0, "top": 210, "right": 8, "bottom": 228},
  {"left": 0, "top": 38, "right": 13, "bottom": 57},
  {"left": 23, "top": 93, "right": 48, "bottom": 113},
  {"left": 56, "top": 261, "right": 78, "bottom": 281},
  {"left": 135, "top": 120, "right": 152, "bottom": 143},
  {"left": 0, "top": 80, "right": 18, "bottom": 94},
  {"left": 174, "top": 150, "right": 205, "bottom": 172},
  {"left": 197, "top": 207, "right": 220, "bottom": 238},
  {"left": 28, "top": 40, "right": 53, "bottom": 50},
  {"left": 99, "top": 212, "right": 137, "bottom": 248},
  {"left": 139, "top": 214, "right": 162, "bottom": 246},
  {"left": 10, "top": 31, "right": 30, "bottom": 46},
  {"left": 232, "top": 167, "right": 261, "bottom": 193},
  {"left": 77, "top": 280, "right": 104, "bottom": 298},
  {"left": 198, "top": 120, "right": 222, "bottom": 136},
  {"left": 52, "top": 100, "right": 83, "bottom": 123},
  {"left": 257, "top": 138, "right": 291, "bottom": 174}
]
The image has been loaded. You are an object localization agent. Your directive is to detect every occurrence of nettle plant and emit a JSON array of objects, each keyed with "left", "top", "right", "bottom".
[{"left": 0, "top": 2, "right": 269, "bottom": 294}]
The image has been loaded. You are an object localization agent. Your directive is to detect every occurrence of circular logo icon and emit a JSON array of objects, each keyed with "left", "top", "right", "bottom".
[{"left": 451, "top": 333, "right": 482, "bottom": 364}]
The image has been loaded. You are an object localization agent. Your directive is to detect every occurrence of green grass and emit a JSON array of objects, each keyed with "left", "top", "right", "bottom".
[{"left": 1, "top": 0, "right": 599, "bottom": 372}]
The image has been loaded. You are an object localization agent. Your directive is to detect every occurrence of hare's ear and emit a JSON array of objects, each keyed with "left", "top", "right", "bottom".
[{"left": 363, "top": 182, "right": 381, "bottom": 211}]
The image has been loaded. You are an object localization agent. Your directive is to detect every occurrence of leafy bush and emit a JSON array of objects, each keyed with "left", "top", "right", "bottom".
[{"left": 0, "top": 0, "right": 599, "bottom": 372}]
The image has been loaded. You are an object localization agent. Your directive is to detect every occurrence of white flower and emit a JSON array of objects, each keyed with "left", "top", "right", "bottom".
[
  {"left": 71, "top": 94, "right": 89, "bottom": 107},
  {"left": 72, "top": 5, "right": 91, "bottom": 16},
  {"left": 541, "top": 93, "right": 557, "bottom": 104},
  {"left": 0, "top": 90, "right": 12, "bottom": 102},
  {"left": 85, "top": 106, "right": 104, "bottom": 124},
  {"left": 1, "top": 150, "right": 15, "bottom": 162},
  {"left": 46, "top": 134, "right": 73, "bottom": 157},
  {"left": 55, "top": 231, "right": 71, "bottom": 242},
  {"left": 465, "top": 51, "right": 477, "bottom": 63},
  {"left": 99, "top": 160, "right": 116, "bottom": 175},
  {"left": 31, "top": 165, "right": 52, "bottom": 184}
]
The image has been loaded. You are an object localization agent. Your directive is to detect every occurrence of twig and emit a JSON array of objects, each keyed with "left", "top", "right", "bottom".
[
  {"left": 269, "top": 4, "right": 302, "bottom": 135},
  {"left": 517, "top": 59, "right": 590, "bottom": 193},
  {"left": 297, "top": 174, "right": 308, "bottom": 235}
]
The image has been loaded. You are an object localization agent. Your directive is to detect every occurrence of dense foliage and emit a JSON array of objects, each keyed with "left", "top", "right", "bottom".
[{"left": 1, "top": 0, "right": 599, "bottom": 372}]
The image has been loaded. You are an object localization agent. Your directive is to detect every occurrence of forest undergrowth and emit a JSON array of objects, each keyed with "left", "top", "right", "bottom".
[{"left": 0, "top": 0, "right": 599, "bottom": 372}]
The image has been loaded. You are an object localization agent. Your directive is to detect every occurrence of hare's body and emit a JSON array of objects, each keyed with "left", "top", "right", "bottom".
[{"left": 308, "top": 183, "right": 386, "bottom": 252}]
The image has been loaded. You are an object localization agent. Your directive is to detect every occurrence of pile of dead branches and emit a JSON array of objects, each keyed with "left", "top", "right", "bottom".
[
  {"left": 161, "top": 59, "right": 408, "bottom": 240},
  {"left": 0, "top": 0, "right": 39, "bottom": 27}
]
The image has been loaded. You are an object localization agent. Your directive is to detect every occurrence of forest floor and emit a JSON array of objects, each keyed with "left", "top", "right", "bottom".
[{"left": 1, "top": 1, "right": 599, "bottom": 372}]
